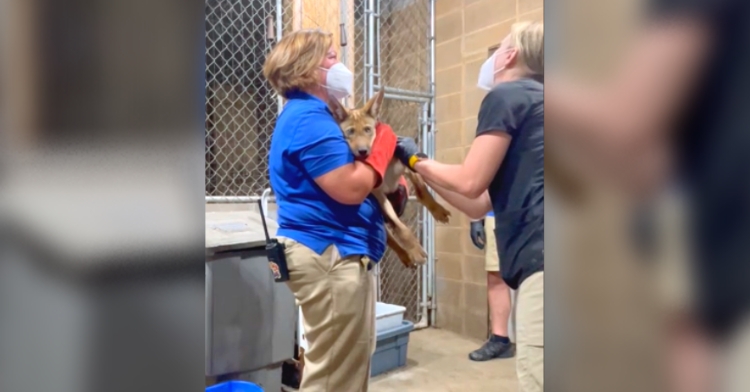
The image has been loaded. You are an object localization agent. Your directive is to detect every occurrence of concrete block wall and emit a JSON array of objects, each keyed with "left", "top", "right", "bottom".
[{"left": 433, "top": 0, "right": 543, "bottom": 340}]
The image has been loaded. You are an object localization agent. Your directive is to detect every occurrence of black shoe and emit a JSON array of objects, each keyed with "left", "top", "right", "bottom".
[{"left": 468, "top": 340, "right": 515, "bottom": 361}]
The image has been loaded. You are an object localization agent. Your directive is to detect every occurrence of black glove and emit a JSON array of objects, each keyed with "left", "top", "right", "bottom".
[
  {"left": 469, "top": 220, "right": 486, "bottom": 250},
  {"left": 394, "top": 136, "right": 427, "bottom": 171}
]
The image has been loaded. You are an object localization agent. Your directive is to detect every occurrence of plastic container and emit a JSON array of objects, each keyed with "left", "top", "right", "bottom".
[
  {"left": 206, "top": 381, "right": 264, "bottom": 392},
  {"left": 298, "top": 302, "right": 407, "bottom": 351},
  {"left": 375, "top": 302, "right": 406, "bottom": 333},
  {"left": 370, "top": 320, "right": 414, "bottom": 377}
]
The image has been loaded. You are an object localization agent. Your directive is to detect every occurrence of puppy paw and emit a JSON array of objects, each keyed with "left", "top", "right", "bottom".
[
  {"left": 406, "top": 245, "right": 428, "bottom": 267},
  {"left": 430, "top": 204, "right": 451, "bottom": 224}
]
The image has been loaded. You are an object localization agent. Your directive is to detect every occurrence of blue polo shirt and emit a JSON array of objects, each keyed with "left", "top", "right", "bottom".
[{"left": 268, "top": 91, "right": 386, "bottom": 262}]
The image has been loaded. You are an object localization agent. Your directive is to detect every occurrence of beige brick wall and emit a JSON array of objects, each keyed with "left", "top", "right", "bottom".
[{"left": 433, "top": 0, "right": 543, "bottom": 340}]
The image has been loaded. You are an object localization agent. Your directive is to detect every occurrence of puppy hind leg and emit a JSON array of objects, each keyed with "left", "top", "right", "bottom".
[
  {"left": 404, "top": 171, "right": 451, "bottom": 223},
  {"left": 374, "top": 190, "right": 427, "bottom": 265},
  {"left": 386, "top": 224, "right": 415, "bottom": 269}
]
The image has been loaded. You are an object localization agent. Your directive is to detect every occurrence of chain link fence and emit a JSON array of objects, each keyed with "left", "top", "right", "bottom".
[
  {"left": 205, "top": 0, "right": 278, "bottom": 197},
  {"left": 205, "top": 0, "right": 434, "bottom": 324},
  {"left": 376, "top": 99, "right": 427, "bottom": 323}
]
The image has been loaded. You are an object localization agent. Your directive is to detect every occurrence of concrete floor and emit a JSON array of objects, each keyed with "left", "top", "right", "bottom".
[{"left": 370, "top": 328, "right": 518, "bottom": 392}]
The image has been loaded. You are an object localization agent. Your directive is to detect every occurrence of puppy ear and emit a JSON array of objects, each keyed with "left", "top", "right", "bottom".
[
  {"left": 364, "top": 90, "right": 385, "bottom": 119},
  {"left": 327, "top": 97, "right": 349, "bottom": 123}
]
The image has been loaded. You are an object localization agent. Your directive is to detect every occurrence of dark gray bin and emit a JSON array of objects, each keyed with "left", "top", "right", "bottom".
[
  {"left": 370, "top": 321, "right": 414, "bottom": 377},
  {"left": 205, "top": 209, "right": 294, "bottom": 392}
]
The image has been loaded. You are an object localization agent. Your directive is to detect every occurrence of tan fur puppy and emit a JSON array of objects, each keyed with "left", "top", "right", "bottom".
[{"left": 328, "top": 91, "right": 451, "bottom": 267}]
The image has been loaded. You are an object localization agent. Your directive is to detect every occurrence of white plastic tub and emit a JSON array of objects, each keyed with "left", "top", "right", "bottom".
[
  {"left": 375, "top": 302, "right": 406, "bottom": 333},
  {"left": 297, "top": 302, "right": 406, "bottom": 351}
]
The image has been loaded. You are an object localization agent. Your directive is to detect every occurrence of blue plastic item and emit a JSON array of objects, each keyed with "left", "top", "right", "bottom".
[
  {"left": 206, "top": 381, "right": 264, "bottom": 392},
  {"left": 370, "top": 320, "right": 414, "bottom": 377}
]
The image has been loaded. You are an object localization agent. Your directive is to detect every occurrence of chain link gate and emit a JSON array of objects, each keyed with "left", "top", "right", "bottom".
[{"left": 205, "top": 0, "right": 436, "bottom": 326}]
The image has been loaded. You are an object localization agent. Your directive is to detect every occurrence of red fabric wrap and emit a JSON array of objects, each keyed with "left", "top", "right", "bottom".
[
  {"left": 386, "top": 175, "right": 409, "bottom": 217},
  {"left": 363, "top": 123, "right": 397, "bottom": 187}
]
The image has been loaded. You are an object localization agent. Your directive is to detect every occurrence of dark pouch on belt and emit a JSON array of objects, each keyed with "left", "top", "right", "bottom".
[
  {"left": 266, "top": 239, "right": 290, "bottom": 282},
  {"left": 257, "top": 199, "right": 290, "bottom": 283}
]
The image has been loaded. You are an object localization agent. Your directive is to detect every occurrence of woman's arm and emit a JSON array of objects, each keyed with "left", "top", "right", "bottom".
[
  {"left": 292, "top": 119, "right": 380, "bottom": 205},
  {"left": 424, "top": 179, "right": 492, "bottom": 220},
  {"left": 311, "top": 120, "right": 398, "bottom": 205},
  {"left": 399, "top": 85, "right": 518, "bottom": 199},
  {"left": 315, "top": 162, "right": 379, "bottom": 205},
  {"left": 293, "top": 128, "right": 377, "bottom": 205},
  {"left": 414, "top": 132, "right": 511, "bottom": 199}
]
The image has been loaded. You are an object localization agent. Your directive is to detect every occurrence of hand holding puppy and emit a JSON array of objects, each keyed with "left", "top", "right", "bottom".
[{"left": 394, "top": 136, "right": 427, "bottom": 171}]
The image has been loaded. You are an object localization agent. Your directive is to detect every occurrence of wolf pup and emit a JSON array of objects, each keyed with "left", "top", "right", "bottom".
[{"left": 328, "top": 90, "right": 451, "bottom": 268}]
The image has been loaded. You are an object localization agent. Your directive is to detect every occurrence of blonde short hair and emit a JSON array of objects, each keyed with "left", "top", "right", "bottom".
[
  {"left": 263, "top": 29, "right": 333, "bottom": 97},
  {"left": 509, "top": 21, "right": 544, "bottom": 81}
]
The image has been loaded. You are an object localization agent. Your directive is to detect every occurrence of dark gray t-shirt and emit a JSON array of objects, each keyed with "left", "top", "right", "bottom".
[{"left": 477, "top": 78, "right": 544, "bottom": 290}]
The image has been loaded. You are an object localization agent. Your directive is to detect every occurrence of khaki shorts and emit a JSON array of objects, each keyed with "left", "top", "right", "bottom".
[{"left": 485, "top": 216, "right": 500, "bottom": 271}]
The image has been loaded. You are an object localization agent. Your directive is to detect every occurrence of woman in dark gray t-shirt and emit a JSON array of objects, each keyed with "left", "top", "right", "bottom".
[{"left": 394, "top": 21, "right": 545, "bottom": 392}]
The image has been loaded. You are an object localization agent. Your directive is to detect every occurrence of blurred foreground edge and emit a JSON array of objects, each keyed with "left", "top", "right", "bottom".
[{"left": 0, "top": 1, "right": 206, "bottom": 392}]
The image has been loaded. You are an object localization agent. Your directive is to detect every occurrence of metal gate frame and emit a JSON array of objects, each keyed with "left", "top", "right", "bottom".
[{"left": 205, "top": 0, "right": 437, "bottom": 327}]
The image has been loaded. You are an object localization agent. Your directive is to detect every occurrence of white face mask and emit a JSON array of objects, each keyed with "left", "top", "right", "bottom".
[
  {"left": 321, "top": 63, "right": 354, "bottom": 100},
  {"left": 477, "top": 49, "right": 512, "bottom": 91}
]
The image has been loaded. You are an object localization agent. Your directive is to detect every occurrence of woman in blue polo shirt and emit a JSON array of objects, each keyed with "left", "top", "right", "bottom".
[{"left": 263, "top": 29, "right": 406, "bottom": 392}]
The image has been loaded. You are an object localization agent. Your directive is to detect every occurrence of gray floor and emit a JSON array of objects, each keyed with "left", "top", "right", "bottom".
[{"left": 370, "top": 328, "right": 518, "bottom": 392}]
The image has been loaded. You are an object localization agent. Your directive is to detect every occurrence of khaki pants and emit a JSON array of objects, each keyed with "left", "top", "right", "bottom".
[
  {"left": 280, "top": 238, "right": 377, "bottom": 392},
  {"left": 485, "top": 216, "right": 500, "bottom": 271},
  {"left": 724, "top": 315, "right": 750, "bottom": 392},
  {"left": 516, "top": 271, "right": 544, "bottom": 392}
]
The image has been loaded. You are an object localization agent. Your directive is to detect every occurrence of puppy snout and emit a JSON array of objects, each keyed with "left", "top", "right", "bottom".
[{"left": 357, "top": 149, "right": 370, "bottom": 157}]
